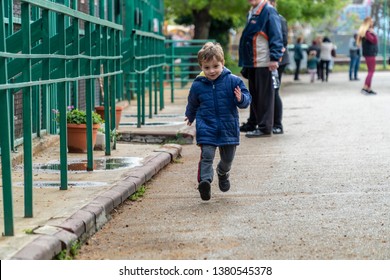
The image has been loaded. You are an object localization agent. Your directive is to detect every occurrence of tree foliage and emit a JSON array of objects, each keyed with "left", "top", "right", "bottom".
[{"left": 164, "top": 0, "right": 349, "bottom": 39}]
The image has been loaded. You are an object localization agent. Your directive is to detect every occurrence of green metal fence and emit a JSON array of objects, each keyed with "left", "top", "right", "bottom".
[
  {"left": 121, "top": 0, "right": 165, "bottom": 128},
  {"left": 164, "top": 39, "right": 215, "bottom": 102},
  {"left": 0, "top": 0, "right": 198, "bottom": 237},
  {"left": 0, "top": 0, "right": 122, "bottom": 236}
]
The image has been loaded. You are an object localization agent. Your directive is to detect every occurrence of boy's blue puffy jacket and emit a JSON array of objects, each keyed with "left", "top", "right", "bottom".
[{"left": 185, "top": 67, "right": 251, "bottom": 146}]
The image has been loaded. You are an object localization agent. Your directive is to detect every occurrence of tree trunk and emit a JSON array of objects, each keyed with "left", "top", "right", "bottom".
[{"left": 192, "top": 8, "right": 212, "bottom": 39}]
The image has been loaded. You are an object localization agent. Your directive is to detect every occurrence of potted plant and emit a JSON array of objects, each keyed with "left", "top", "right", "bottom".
[
  {"left": 95, "top": 66, "right": 123, "bottom": 130},
  {"left": 95, "top": 105, "right": 123, "bottom": 130},
  {"left": 54, "top": 106, "right": 104, "bottom": 153}
]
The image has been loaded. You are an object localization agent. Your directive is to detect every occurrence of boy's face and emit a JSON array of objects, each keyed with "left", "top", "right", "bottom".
[{"left": 200, "top": 58, "right": 224, "bottom": 81}]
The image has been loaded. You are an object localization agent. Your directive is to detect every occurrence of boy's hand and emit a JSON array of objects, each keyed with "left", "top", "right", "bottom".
[
  {"left": 234, "top": 86, "right": 242, "bottom": 102},
  {"left": 184, "top": 117, "right": 192, "bottom": 126}
]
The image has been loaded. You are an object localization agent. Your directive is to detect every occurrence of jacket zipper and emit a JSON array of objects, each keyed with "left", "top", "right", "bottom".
[{"left": 212, "top": 83, "right": 221, "bottom": 139}]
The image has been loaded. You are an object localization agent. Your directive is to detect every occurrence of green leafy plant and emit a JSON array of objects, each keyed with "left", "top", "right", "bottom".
[
  {"left": 98, "top": 127, "right": 121, "bottom": 142},
  {"left": 53, "top": 106, "right": 103, "bottom": 125},
  {"left": 54, "top": 241, "right": 80, "bottom": 260},
  {"left": 23, "top": 228, "right": 34, "bottom": 234},
  {"left": 129, "top": 186, "right": 146, "bottom": 201}
]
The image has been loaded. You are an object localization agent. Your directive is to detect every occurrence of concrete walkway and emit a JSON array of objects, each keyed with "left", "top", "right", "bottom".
[{"left": 1, "top": 70, "right": 390, "bottom": 259}]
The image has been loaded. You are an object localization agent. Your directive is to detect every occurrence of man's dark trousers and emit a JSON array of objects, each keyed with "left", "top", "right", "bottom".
[{"left": 246, "top": 67, "right": 275, "bottom": 133}]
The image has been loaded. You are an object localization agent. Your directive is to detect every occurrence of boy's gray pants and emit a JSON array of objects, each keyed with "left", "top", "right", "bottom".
[{"left": 198, "top": 144, "right": 237, "bottom": 183}]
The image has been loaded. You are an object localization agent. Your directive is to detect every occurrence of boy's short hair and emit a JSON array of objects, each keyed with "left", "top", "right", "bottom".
[{"left": 197, "top": 42, "right": 225, "bottom": 66}]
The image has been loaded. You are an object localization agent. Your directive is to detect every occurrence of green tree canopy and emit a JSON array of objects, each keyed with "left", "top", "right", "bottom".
[{"left": 165, "top": 0, "right": 348, "bottom": 39}]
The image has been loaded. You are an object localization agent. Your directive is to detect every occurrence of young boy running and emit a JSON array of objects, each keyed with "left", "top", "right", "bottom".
[{"left": 185, "top": 42, "right": 251, "bottom": 201}]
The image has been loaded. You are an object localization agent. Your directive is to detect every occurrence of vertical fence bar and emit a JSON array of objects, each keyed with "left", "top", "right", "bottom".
[
  {"left": 148, "top": 66, "right": 152, "bottom": 118},
  {"left": 0, "top": 0, "right": 14, "bottom": 236},
  {"left": 85, "top": 21, "right": 94, "bottom": 171},
  {"left": 154, "top": 68, "right": 158, "bottom": 114},
  {"left": 115, "top": 29, "right": 123, "bottom": 102},
  {"left": 57, "top": 11, "right": 69, "bottom": 190},
  {"left": 42, "top": 9, "right": 50, "bottom": 134},
  {"left": 72, "top": 6, "right": 80, "bottom": 108},
  {"left": 5, "top": 0, "right": 16, "bottom": 152},
  {"left": 110, "top": 30, "right": 117, "bottom": 151},
  {"left": 159, "top": 65, "right": 164, "bottom": 110},
  {"left": 170, "top": 43, "right": 175, "bottom": 102},
  {"left": 21, "top": 2, "right": 34, "bottom": 217},
  {"left": 10, "top": 90, "right": 15, "bottom": 152},
  {"left": 136, "top": 71, "right": 141, "bottom": 127},
  {"left": 141, "top": 73, "right": 145, "bottom": 125},
  {"left": 103, "top": 26, "right": 111, "bottom": 155}
]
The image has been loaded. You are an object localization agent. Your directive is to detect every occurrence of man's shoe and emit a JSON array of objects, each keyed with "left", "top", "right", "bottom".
[
  {"left": 272, "top": 127, "right": 284, "bottom": 134},
  {"left": 361, "top": 88, "right": 370, "bottom": 95},
  {"left": 218, "top": 172, "right": 230, "bottom": 192},
  {"left": 245, "top": 129, "right": 271, "bottom": 138},
  {"left": 368, "top": 89, "right": 377, "bottom": 95},
  {"left": 198, "top": 181, "right": 211, "bottom": 201},
  {"left": 239, "top": 122, "right": 256, "bottom": 132}
]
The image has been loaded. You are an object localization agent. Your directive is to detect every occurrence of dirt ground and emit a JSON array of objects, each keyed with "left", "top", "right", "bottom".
[
  {"left": 2, "top": 72, "right": 389, "bottom": 260},
  {"left": 75, "top": 72, "right": 390, "bottom": 260}
]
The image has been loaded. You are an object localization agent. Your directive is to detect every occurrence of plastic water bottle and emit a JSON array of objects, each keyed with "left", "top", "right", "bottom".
[{"left": 272, "top": 69, "right": 280, "bottom": 89}]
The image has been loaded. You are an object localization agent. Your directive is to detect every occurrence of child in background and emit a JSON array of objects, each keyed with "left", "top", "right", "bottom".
[
  {"left": 307, "top": 50, "right": 319, "bottom": 83},
  {"left": 185, "top": 42, "right": 251, "bottom": 201}
]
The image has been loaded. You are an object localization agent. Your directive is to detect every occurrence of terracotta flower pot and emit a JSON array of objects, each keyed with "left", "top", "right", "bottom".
[
  {"left": 67, "top": 123, "right": 100, "bottom": 153},
  {"left": 95, "top": 106, "right": 123, "bottom": 129}
]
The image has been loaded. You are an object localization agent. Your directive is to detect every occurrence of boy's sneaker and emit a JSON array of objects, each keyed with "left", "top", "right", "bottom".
[
  {"left": 218, "top": 172, "right": 230, "bottom": 192},
  {"left": 198, "top": 181, "right": 211, "bottom": 201}
]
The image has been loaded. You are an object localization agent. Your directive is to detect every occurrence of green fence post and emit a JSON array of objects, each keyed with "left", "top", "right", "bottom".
[
  {"left": 41, "top": 9, "right": 50, "bottom": 134},
  {"left": 141, "top": 73, "right": 145, "bottom": 125},
  {"left": 104, "top": 27, "right": 112, "bottom": 155},
  {"left": 159, "top": 66, "right": 164, "bottom": 110},
  {"left": 170, "top": 42, "right": 175, "bottom": 103},
  {"left": 136, "top": 72, "right": 141, "bottom": 127},
  {"left": 85, "top": 21, "right": 94, "bottom": 171},
  {"left": 21, "top": 2, "right": 34, "bottom": 217},
  {"left": 0, "top": 0, "right": 14, "bottom": 236},
  {"left": 154, "top": 68, "right": 158, "bottom": 114},
  {"left": 57, "top": 11, "right": 69, "bottom": 190},
  {"left": 72, "top": 7, "right": 80, "bottom": 108},
  {"left": 149, "top": 67, "right": 153, "bottom": 118}
]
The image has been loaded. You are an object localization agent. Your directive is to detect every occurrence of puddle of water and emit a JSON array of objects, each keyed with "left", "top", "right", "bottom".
[
  {"left": 33, "top": 157, "right": 143, "bottom": 172},
  {"left": 15, "top": 181, "right": 108, "bottom": 188}
]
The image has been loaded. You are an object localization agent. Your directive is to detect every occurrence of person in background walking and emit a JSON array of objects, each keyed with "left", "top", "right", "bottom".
[
  {"left": 349, "top": 33, "right": 361, "bottom": 81},
  {"left": 238, "top": 0, "right": 284, "bottom": 137},
  {"left": 307, "top": 50, "right": 319, "bottom": 83},
  {"left": 293, "top": 37, "right": 303, "bottom": 81},
  {"left": 307, "top": 38, "right": 321, "bottom": 80},
  {"left": 319, "top": 36, "right": 335, "bottom": 82},
  {"left": 269, "top": 0, "right": 289, "bottom": 135},
  {"left": 185, "top": 42, "right": 251, "bottom": 201},
  {"left": 357, "top": 16, "right": 378, "bottom": 95}
]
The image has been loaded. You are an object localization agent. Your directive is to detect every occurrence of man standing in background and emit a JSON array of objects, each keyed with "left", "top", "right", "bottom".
[
  {"left": 269, "top": 0, "right": 289, "bottom": 135},
  {"left": 239, "top": 0, "right": 284, "bottom": 137}
]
